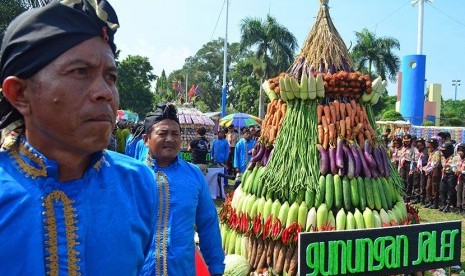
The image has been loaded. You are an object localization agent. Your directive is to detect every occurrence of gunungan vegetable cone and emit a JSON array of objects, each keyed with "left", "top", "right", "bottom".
[
  {"left": 290, "top": 0, "right": 354, "bottom": 79},
  {"left": 218, "top": 1, "right": 420, "bottom": 275}
]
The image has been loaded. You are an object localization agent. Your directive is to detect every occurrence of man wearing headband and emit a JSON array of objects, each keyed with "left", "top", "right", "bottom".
[
  {"left": 140, "top": 103, "right": 225, "bottom": 276},
  {"left": 0, "top": 1, "right": 157, "bottom": 274}
]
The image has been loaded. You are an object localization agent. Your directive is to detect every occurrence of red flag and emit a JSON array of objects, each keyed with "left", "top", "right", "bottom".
[{"left": 188, "top": 84, "right": 196, "bottom": 98}]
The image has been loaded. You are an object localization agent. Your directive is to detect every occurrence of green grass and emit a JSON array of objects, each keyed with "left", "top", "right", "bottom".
[{"left": 415, "top": 205, "right": 465, "bottom": 264}]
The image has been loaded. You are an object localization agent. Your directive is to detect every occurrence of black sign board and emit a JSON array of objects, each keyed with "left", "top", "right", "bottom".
[
  {"left": 179, "top": 151, "right": 211, "bottom": 162},
  {"left": 298, "top": 221, "right": 461, "bottom": 276}
]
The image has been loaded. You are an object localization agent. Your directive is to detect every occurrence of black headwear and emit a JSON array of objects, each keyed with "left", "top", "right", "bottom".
[
  {"left": 144, "top": 103, "right": 180, "bottom": 134},
  {"left": 0, "top": 0, "right": 119, "bottom": 130}
]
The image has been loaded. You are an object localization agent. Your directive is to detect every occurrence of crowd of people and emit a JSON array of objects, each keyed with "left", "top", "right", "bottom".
[{"left": 383, "top": 129, "right": 465, "bottom": 215}]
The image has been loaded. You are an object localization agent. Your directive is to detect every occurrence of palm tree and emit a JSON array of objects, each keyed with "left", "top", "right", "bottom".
[
  {"left": 240, "top": 15, "right": 297, "bottom": 118},
  {"left": 350, "top": 28, "right": 400, "bottom": 82}
]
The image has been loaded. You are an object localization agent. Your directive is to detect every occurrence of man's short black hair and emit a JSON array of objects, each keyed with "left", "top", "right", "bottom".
[{"left": 197, "top": 126, "right": 206, "bottom": 136}]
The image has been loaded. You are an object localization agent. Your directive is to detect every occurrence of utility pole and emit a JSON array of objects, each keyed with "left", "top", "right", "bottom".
[
  {"left": 411, "top": 0, "right": 432, "bottom": 54},
  {"left": 452, "top": 80, "right": 461, "bottom": 101},
  {"left": 221, "top": 0, "right": 229, "bottom": 118}
]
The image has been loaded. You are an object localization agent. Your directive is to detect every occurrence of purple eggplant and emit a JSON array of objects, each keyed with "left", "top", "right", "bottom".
[
  {"left": 356, "top": 144, "right": 372, "bottom": 178},
  {"left": 338, "top": 167, "right": 345, "bottom": 177},
  {"left": 319, "top": 61, "right": 325, "bottom": 74},
  {"left": 329, "top": 145, "right": 338, "bottom": 175},
  {"left": 349, "top": 142, "right": 362, "bottom": 177},
  {"left": 328, "top": 63, "right": 336, "bottom": 74},
  {"left": 262, "top": 147, "right": 271, "bottom": 166},
  {"left": 317, "top": 144, "right": 329, "bottom": 176},
  {"left": 380, "top": 145, "right": 391, "bottom": 177},
  {"left": 364, "top": 139, "right": 377, "bottom": 169},
  {"left": 372, "top": 145, "right": 385, "bottom": 177},
  {"left": 371, "top": 167, "right": 379, "bottom": 178},
  {"left": 343, "top": 144, "right": 355, "bottom": 179},
  {"left": 250, "top": 143, "right": 266, "bottom": 163},
  {"left": 336, "top": 138, "right": 344, "bottom": 169}
]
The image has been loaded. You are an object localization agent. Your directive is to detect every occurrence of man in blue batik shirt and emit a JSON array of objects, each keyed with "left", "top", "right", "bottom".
[
  {"left": 234, "top": 127, "right": 256, "bottom": 174},
  {"left": 0, "top": 1, "right": 157, "bottom": 275},
  {"left": 140, "top": 103, "right": 225, "bottom": 276}
]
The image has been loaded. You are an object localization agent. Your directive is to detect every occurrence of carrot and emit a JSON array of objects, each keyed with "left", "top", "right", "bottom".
[
  {"left": 273, "top": 240, "right": 283, "bottom": 270},
  {"left": 274, "top": 244, "right": 288, "bottom": 274},
  {"left": 345, "top": 103, "right": 352, "bottom": 126},
  {"left": 357, "top": 132, "right": 365, "bottom": 148},
  {"left": 333, "top": 100, "right": 341, "bottom": 121},
  {"left": 358, "top": 105, "right": 363, "bottom": 126},
  {"left": 329, "top": 104, "right": 337, "bottom": 124},
  {"left": 324, "top": 105, "right": 331, "bottom": 125},
  {"left": 345, "top": 116, "right": 352, "bottom": 139},
  {"left": 317, "top": 105, "right": 324, "bottom": 125},
  {"left": 340, "top": 119, "right": 346, "bottom": 138},
  {"left": 254, "top": 238, "right": 264, "bottom": 269},
  {"left": 257, "top": 240, "right": 268, "bottom": 270},
  {"left": 350, "top": 99, "right": 357, "bottom": 113},
  {"left": 267, "top": 239, "right": 276, "bottom": 267},
  {"left": 335, "top": 121, "right": 340, "bottom": 138},
  {"left": 250, "top": 236, "right": 257, "bottom": 266},
  {"left": 323, "top": 132, "right": 329, "bottom": 150},
  {"left": 340, "top": 102, "right": 346, "bottom": 119},
  {"left": 328, "top": 123, "right": 336, "bottom": 144},
  {"left": 248, "top": 236, "right": 254, "bottom": 263},
  {"left": 318, "top": 125, "right": 324, "bottom": 144},
  {"left": 284, "top": 244, "right": 296, "bottom": 274},
  {"left": 270, "top": 126, "right": 277, "bottom": 142},
  {"left": 321, "top": 115, "right": 329, "bottom": 131},
  {"left": 364, "top": 129, "right": 372, "bottom": 140},
  {"left": 288, "top": 245, "right": 299, "bottom": 276}
]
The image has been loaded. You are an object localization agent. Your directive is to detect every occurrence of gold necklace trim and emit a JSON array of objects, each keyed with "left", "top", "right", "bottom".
[
  {"left": 43, "top": 190, "right": 81, "bottom": 276},
  {"left": 8, "top": 139, "right": 47, "bottom": 179},
  {"left": 154, "top": 171, "right": 170, "bottom": 276}
]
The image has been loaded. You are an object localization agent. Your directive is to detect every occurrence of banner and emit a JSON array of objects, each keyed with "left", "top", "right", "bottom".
[{"left": 299, "top": 221, "right": 461, "bottom": 276}]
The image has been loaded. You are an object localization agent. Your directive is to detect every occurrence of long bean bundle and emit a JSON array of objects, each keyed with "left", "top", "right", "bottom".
[{"left": 261, "top": 99, "right": 319, "bottom": 202}]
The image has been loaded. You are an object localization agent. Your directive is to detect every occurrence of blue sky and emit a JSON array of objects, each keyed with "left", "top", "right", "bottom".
[{"left": 110, "top": 0, "right": 465, "bottom": 100}]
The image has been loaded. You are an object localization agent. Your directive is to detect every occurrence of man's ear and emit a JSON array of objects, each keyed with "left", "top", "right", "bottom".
[
  {"left": 2, "top": 76, "right": 31, "bottom": 116},
  {"left": 143, "top": 133, "right": 148, "bottom": 145}
]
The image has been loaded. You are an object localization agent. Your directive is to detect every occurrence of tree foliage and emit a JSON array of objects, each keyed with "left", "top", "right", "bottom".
[
  {"left": 116, "top": 55, "right": 156, "bottom": 118},
  {"left": 381, "top": 110, "right": 403, "bottom": 121},
  {"left": 350, "top": 28, "right": 400, "bottom": 82},
  {"left": 239, "top": 14, "right": 297, "bottom": 79}
]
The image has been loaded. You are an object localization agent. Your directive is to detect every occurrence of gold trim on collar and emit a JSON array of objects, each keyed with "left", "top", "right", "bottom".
[{"left": 8, "top": 139, "right": 47, "bottom": 179}]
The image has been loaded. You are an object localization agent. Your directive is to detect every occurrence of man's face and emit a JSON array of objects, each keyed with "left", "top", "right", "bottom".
[
  {"left": 243, "top": 131, "right": 251, "bottom": 140},
  {"left": 218, "top": 132, "right": 225, "bottom": 139},
  {"left": 21, "top": 37, "right": 119, "bottom": 155},
  {"left": 145, "top": 119, "right": 181, "bottom": 165},
  {"left": 416, "top": 142, "right": 425, "bottom": 151}
]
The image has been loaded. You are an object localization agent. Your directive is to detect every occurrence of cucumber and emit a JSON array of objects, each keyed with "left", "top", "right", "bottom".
[
  {"left": 335, "top": 209, "right": 347, "bottom": 230},
  {"left": 316, "top": 203, "right": 328, "bottom": 231},
  {"left": 278, "top": 201, "right": 290, "bottom": 225},
  {"left": 346, "top": 211, "right": 355, "bottom": 230},
  {"left": 371, "top": 178, "right": 382, "bottom": 211},
  {"left": 295, "top": 189, "right": 306, "bottom": 205},
  {"left": 342, "top": 176, "right": 352, "bottom": 211},
  {"left": 334, "top": 174, "right": 343, "bottom": 209},
  {"left": 354, "top": 208, "right": 365, "bottom": 229},
  {"left": 350, "top": 178, "right": 360, "bottom": 207},
  {"left": 357, "top": 176, "right": 367, "bottom": 210},
  {"left": 364, "top": 177, "right": 375, "bottom": 209},
  {"left": 380, "top": 178, "right": 393, "bottom": 209},
  {"left": 254, "top": 167, "right": 266, "bottom": 196},
  {"left": 305, "top": 188, "right": 315, "bottom": 208},
  {"left": 375, "top": 178, "right": 389, "bottom": 211},
  {"left": 314, "top": 175, "right": 326, "bottom": 208},
  {"left": 325, "top": 174, "right": 334, "bottom": 209}
]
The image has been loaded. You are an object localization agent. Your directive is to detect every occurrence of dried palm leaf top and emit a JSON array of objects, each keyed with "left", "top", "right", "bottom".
[{"left": 290, "top": 0, "right": 354, "bottom": 78}]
